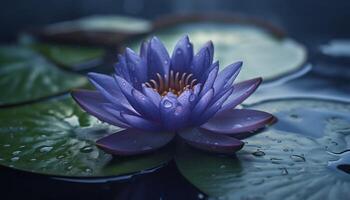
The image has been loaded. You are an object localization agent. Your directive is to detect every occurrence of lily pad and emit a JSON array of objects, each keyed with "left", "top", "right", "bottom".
[
  {"left": 176, "top": 98, "right": 350, "bottom": 200},
  {"left": 127, "top": 23, "right": 307, "bottom": 82},
  {"left": 0, "top": 96, "right": 172, "bottom": 177},
  {"left": 30, "top": 43, "right": 105, "bottom": 70},
  {"left": 0, "top": 46, "right": 89, "bottom": 106}
]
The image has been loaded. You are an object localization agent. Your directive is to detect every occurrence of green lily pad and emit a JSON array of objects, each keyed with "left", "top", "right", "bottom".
[
  {"left": 176, "top": 98, "right": 350, "bottom": 200},
  {"left": 30, "top": 43, "right": 105, "bottom": 69},
  {"left": 127, "top": 23, "right": 307, "bottom": 82},
  {"left": 0, "top": 46, "right": 89, "bottom": 106},
  {"left": 0, "top": 96, "right": 172, "bottom": 177}
]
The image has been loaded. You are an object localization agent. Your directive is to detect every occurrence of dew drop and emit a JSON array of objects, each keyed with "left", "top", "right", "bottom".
[
  {"left": 220, "top": 165, "right": 226, "bottom": 169},
  {"left": 66, "top": 166, "right": 73, "bottom": 171},
  {"left": 84, "top": 168, "right": 93, "bottom": 173},
  {"left": 189, "top": 94, "right": 196, "bottom": 102},
  {"left": 290, "top": 154, "right": 306, "bottom": 162},
  {"left": 198, "top": 193, "right": 204, "bottom": 199},
  {"left": 176, "top": 49, "right": 182, "bottom": 54},
  {"left": 57, "top": 155, "right": 65, "bottom": 159},
  {"left": 233, "top": 124, "right": 243, "bottom": 128},
  {"left": 11, "top": 157, "right": 19, "bottom": 162},
  {"left": 39, "top": 146, "right": 53, "bottom": 153},
  {"left": 163, "top": 100, "right": 173, "bottom": 108},
  {"left": 30, "top": 158, "right": 37, "bottom": 162},
  {"left": 280, "top": 167, "right": 289, "bottom": 175},
  {"left": 80, "top": 146, "right": 93, "bottom": 153},
  {"left": 252, "top": 149, "right": 265, "bottom": 157},
  {"left": 187, "top": 44, "right": 191, "bottom": 48},
  {"left": 3, "top": 144, "right": 10, "bottom": 148},
  {"left": 164, "top": 60, "right": 169, "bottom": 65},
  {"left": 12, "top": 151, "right": 21, "bottom": 156}
]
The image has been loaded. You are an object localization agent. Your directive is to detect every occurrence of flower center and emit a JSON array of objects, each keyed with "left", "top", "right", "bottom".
[{"left": 144, "top": 70, "right": 197, "bottom": 96}]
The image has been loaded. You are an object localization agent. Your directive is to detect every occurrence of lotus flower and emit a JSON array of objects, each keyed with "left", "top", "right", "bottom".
[{"left": 72, "top": 36, "right": 275, "bottom": 156}]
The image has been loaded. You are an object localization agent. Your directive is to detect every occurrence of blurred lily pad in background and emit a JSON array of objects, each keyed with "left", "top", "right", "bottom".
[
  {"left": 127, "top": 22, "right": 307, "bottom": 82},
  {"left": 176, "top": 98, "right": 350, "bottom": 200},
  {"left": 33, "top": 15, "right": 152, "bottom": 46},
  {"left": 0, "top": 46, "right": 89, "bottom": 106},
  {"left": 29, "top": 43, "right": 105, "bottom": 70},
  {"left": 0, "top": 96, "right": 172, "bottom": 177}
]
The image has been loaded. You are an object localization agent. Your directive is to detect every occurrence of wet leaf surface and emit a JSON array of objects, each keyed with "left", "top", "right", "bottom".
[
  {"left": 176, "top": 98, "right": 350, "bottom": 200},
  {"left": 0, "top": 96, "right": 172, "bottom": 177},
  {"left": 127, "top": 23, "right": 307, "bottom": 82},
  {"left": 0, "top": 46, "right": 89, "bottom": 106}
]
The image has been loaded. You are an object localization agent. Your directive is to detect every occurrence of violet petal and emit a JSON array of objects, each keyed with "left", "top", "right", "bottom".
[
  {"left": 201, "top": 109, "right": 275, "bottom": 139},
  {"left": 191, "top": 89, "right": 214, "bottom": 122},
  {"left": 199, "top": 65, "right": 219, "bottom": 98},
  {"left": 125, "top": 48, "right": 148, "bottom": 88},
  {"left": 213, "top": 61, "right": 242, "bottom": 95},
  {"left": 178, "top": 128, "right": 244, "bottom": 154},
  {"left": 171, "top": 35, "right": 193, "bottom": 74},
  {"left": 121, "top": 113, "right": 162, "bottom": 131},
  {"left": 191, "top": 41, "right": 213, "bottom": 82},
  {"left": 147, "top": 36, "right": 170, "bottom": 78},
  {"left": 218, "top": 77, "right": 262, "bottom": 114},
  {"left": 96, "top": 129, "right": 175, "bottom": 156},
  {"left": 71, "top": 90, "right": 129, "bottom": 128}
]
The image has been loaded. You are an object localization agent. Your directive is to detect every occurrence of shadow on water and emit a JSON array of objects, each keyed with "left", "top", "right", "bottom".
[{"left": 0, "top": 161, "right": 205, "bottom": 200}]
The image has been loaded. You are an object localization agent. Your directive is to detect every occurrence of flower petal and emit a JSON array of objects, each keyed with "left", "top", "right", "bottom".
[
  {"left": 196, "top": 87, "right": 233, "bottom": 125},
  {"left": 171, "top": 35, "right": 193, "bottom": 74},
  {"left": 178, "top": 128, "right": 244, "bottom": 154},
  {"left": 142, "top": 85, "right": 162, "bottom": 107},
  {"left": 191, "top": 41, "right": 213, "bottom": 82},
  {"left": 114, "top": 75, "right": 159, "bottom": 120},
  {"left": 96, "top": 129, "right": 175, "bottom": 156},
  {"left": 121, "top": 113, "right": 162, "bottom": 131},
  {"left": 160, "top": 94, "right": 190, "bottom": 131},
  {"left": 219, "top": 77, "right": 262, "bottom": 114},
  {"left": 147, "top": 36, "right": 170, "bottom": 78},
  {"left": 115, "top": 54, "right": 131, "bottom": 82},
  {"left": 125, "top": 48, "right": 148, "bottom": 89},
  {"left": 199, "top": 65, "right": 219, "bottom": 98},
  {"left": 201, "top": 109, "right": 275, "bottom": 139},
  {"left": 213, "top": 61, "right": 242, "bottom": 96},
  {"left": 71, "top": 90, "right": 129, "bottom": 128},
  {"left": 87, "top": 72, "right": 135, "bottom": 113},
  {"left": 191, "top": 89, "right": 214, "bottom": 124}
]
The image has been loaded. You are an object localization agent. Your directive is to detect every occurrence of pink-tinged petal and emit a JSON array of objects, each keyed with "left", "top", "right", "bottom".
[
  {"left": 201, "top": 109, "right": 275, "bottom": 139},
  {"left": 71, "top": 90, "right": 129, "bottom": 128},
  {"left": 121, "top": 113, "right": 162, "bottom": 131},
  {"left": 96, "top": 129, "right": 175, "bottom": 156},
  {"left": 218, "top": 77, "right": 262, "bottom": 114},
  {"left": 178, "top": 128, "right": 244, "bottom": 154},
  {"left": 213, "top": 61, "right": 242, "bottom": 95}
]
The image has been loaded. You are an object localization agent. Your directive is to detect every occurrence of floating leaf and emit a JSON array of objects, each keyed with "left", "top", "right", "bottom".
[
  {"left": 0, "top": 96, "right": 172, "bottom": 177},
  {"left": 30, "top": 43, "right": 105, "bottom": 69},
  {"left": 127, "top": 23, "right": 307, "bottom": 82},
  {"left": 176, "top": 98, "right": 350, "bottom": 200},
  {"left": 0, "top": 46, "right": 89, "bottom": 106}
]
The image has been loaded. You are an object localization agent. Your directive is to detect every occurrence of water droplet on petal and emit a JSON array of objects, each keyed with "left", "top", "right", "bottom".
[
  {"left": 198, "top": 193, "right": 204, "bottom": 199},
  {"left": 164, "top": 60, "right": 169, "bottom": 65},
  {"left": 163, "top": 100, "right": 173, "bottom": 108},
  {"left": 189, "top": 94, "right": 196, "bottom": 102},
  {"left": 177, "top": 49, "right": 182, "bottom": 55},
  {"left": 12, "top": 151, "right": 21, "bottom": 156}
]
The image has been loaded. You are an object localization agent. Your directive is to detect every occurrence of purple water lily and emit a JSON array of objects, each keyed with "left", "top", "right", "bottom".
[{"left": 72, "top": 36, "right": 275, "bottom": 156}]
